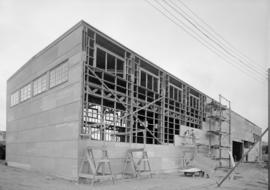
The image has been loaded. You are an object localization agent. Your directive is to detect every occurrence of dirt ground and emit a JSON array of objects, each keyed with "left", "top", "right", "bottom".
[{"left": 0, "top": 161, "right": 267, "bottom": 190}]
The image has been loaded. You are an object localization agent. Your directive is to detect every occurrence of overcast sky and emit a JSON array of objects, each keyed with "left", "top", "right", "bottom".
[{"left": 0, "top": 0, "right": 269, "bottom": 140}]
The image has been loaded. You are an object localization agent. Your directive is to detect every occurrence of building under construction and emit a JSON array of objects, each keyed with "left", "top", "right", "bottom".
[{"left": 6, "top": 20, "right": 261, "bottom": 180}]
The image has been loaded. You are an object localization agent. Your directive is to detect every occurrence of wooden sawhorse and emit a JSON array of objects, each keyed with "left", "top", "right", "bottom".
[
  {"left": 122, "top": 148, "right": 152, "bottom": 178},
  {"left": 79, "top": 147, "right": 115, "bottom": 185}
]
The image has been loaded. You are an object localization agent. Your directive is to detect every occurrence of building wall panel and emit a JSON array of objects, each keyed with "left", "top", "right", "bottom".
[{"left": 6, "top": 25, "right": 83, "bottom": 180}]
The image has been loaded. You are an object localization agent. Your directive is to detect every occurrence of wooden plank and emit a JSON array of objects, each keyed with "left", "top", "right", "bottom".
[{"left": 128, "top": 148, "right": 144, "bottom": 152}]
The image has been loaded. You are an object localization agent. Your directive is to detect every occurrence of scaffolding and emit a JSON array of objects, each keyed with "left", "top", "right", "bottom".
[
  {"left": 80, "top": 26, "right": 207, "bottom": 145},
  {"left": 207, "top": 95, "right": 231, "bottom": 168}
]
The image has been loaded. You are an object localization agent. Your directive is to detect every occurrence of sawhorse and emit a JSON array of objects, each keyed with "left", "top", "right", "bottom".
[
  {"left": 79, "top": 147, "right": 115, "bottom": 185},
  {"left": 122, "top": 148, "right": 152, "bottom": 178}
]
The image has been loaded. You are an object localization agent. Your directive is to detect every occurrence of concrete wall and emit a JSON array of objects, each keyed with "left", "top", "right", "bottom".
[
  {"left": 0, "top": 131, "right": 6, "bottom": 142},
  {"left": 79, "top": 109, "right": 262, "bottom": 175},
  {"left": 231, "top": 111, "right": 261, "bottom": 162},
  {"left": 78, "top": 140, "right": 202, "bottom": 175},
  {"left": 173, "top": 110, "right": 261, "bottom": 165},
  {"left": 6, "top": 25, "right": 83, "bottom": 180}
]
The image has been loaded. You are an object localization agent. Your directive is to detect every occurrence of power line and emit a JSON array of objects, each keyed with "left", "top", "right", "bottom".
[
  {"left": 164, "top": 0, "right": 267, "bottom": 79},
  {"left": 174, "top": 0, "right": 267, "bottom": 73},
  {"left": 148, "top": 0, "right": 266, "bottom": 82},
  {"left": 145, "top": 0, "right": 267, "bottom": 84}
]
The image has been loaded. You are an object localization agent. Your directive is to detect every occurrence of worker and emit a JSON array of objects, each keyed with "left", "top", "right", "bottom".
[{"left": 190, "top": 129, "right": 196, "bottom": 144}]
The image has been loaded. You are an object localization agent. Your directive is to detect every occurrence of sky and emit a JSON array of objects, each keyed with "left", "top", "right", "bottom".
[{"left": 0, "top": 0, "right": 269, "bottom": 140}]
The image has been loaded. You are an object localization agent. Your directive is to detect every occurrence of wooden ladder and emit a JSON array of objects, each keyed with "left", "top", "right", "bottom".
[
  {"left": 79, "top": 147, "right": 115, "bottom": 185},
  {"left": 122, "top": 148, "right": 152, "bottom": 178}
]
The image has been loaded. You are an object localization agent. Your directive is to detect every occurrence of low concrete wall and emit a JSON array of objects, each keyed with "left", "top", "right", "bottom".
[{"left": 78, "top": 140, "right": 210, "bottom": 175}]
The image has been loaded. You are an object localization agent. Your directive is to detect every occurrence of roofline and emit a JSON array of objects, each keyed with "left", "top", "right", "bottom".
[
  {"left": 7, "top": 20, "right": 262, "bottom": 130},
  {"left": 231, "top": 110, "right": 261, "bottom": 129},
  {"left": 8, "top": 19, "right": 208, "bottom": 98},
  {"left": 7, "top": 20, "right": 85, "bottom": 82},
  {"left": 80, "top": 21, "right": 209, "bottom": 99},
  {"left": 81, "top": 21, "right": 263, "bottom": 130}
]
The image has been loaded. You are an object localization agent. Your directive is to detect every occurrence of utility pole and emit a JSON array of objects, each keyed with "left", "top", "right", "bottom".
[
  {"left": 267, "top": 68, "right": 270, "bottom": 189},
  {"left": 217, "top": 70, "right": 269, "bottom": 187}
]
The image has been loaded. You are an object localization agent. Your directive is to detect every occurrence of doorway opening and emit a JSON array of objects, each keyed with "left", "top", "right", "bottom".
[{"left": 233, "top": 141, "right": 243, "bottom": 161}]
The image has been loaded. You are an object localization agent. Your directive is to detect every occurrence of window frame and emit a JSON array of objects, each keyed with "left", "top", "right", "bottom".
[
  {"left": 10, "top": 90, "right": 20, "bottom": 107},
  {"left": 20, "top": 83, "right": 32, "bottom": 102},
  {"left": 189, "top": 94, "right": 199, "bottom": 109},
  {"left": 33, "top": 73, "right": 48, "bottom": 96},
  {"left": 95, "top": 45, "right": 126, "bottom": 78},
  {"left": 168, "top": 83, "right": 182, "bottom": 102},
  {"left": 49, "top": 60, "right": 69, "bottom": 89},
  {"left": 140, "top": 68, "right": 159, "bottom": 93}
]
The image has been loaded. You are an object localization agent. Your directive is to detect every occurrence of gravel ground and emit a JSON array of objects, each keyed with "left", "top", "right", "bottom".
[{"left": 0, "top": 161, "right": 267, "bottom": 190}]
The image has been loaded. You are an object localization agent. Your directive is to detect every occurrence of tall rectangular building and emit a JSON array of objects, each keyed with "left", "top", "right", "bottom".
[{"left": 6, "top": 20, "right": 261, "bottom": 180}]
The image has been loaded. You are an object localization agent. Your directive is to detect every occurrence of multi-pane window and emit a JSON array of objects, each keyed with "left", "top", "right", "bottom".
[
  {"left": 84, "top": 107, "right": 99, "bottom": 123},
  {"left": 49, "top": 62, "right": 68, "bottom": 88},
  {"left": 20, "top": 83, "right": 31, "bottom": 102},
  {"left": 140, "top": 70, "right": 159, "bottom": 92},
  {"left": 169, "top": 84, "right": 182, "bottom": 102},
  {"left": 10, "top": 91, "right": 19, "bottom": 106},
  {"left": 33, "top": 74, "right": 47, "bottom": 96},
  {"left": 96, "top": 47, "right": 125, "bottom": 78},
  {"left": 105, "top": 113, "right": 114, "bottom": 122}
]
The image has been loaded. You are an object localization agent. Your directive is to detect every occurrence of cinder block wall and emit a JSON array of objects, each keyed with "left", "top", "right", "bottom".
[{"left": 6, "top": 24, "right": 84, "bottom": 180}]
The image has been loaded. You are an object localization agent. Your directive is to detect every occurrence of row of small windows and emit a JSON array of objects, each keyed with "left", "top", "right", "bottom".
[{"left": 10, "top": 62, "right": 68, "bottom": 107}]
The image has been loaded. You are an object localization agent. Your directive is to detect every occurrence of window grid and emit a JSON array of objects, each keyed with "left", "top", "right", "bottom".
[
  {"left": 33, "top": 74, "right": 47, "bottom": 96},
  {"left": 49, "top": 62, "right": 68, "bottom": 88},
  {"left": 10, "top": 91, "right": 19, "bottom": 106},
  {"left": 20, "top": 84, "right": 31, "bottom": 102}
]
